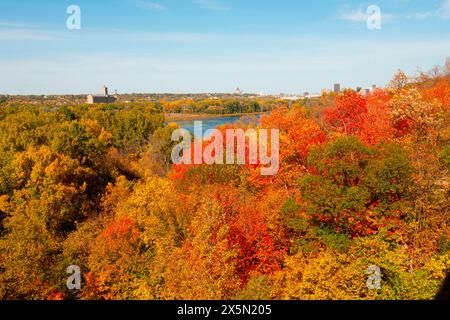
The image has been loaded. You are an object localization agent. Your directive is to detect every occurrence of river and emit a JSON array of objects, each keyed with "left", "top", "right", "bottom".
[{"left": 169, "top": 114, "right": 263, "bottom": 138}]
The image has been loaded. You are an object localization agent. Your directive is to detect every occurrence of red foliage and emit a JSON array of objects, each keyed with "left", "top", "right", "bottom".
[
  {"left": 227, "top": 203, "right": 286, "bottom": 282},
  {"left": 98, "top": 218, "right": 140, "bottom": 255},
  {"left": 324, "top": 90, "right": 395, "bottom": 145},
  {"left": 101, "top": 218, "right": 138, "bottom": 240},
  {"left": 324, "top": 91, "right": 367, "bottom": 135},
  {"left": 360, "top": 89, "right": 394, "bottom": 145}
]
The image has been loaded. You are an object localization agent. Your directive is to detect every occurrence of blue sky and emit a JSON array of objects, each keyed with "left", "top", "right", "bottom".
[{"left": 0, "top": 0, "right": 449, "bottom": 95}]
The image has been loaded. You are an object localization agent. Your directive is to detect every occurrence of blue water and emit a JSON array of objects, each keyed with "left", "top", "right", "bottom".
[{"left": 170, "top": 114, "right": 262, "bottom": 138}]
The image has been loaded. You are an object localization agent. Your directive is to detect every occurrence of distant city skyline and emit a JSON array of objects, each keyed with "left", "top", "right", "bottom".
[
  {"left": 0, "top": 0, "right": 449, "bottom": 95},
  {"left": 1, "top": 82, "right": 378, "bottom": 97}
]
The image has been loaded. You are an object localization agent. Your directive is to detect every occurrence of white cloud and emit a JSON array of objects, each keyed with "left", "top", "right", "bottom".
[
  {"left": 438, "top": 0, "right": 450, "bottom": 19},
  {"left": 406, "top": 12, "right": 432, "bottom": 20},
  {"left": 340, "top": 10, "right": 369, "bottom": 22},
  {"left": 0, "top": 29, "right": 54, "bottom": 41},
  {"left": 132, "top": 0, "right": 165, "bottom": 11},
  {"left": 71, "top": 30, "right": 330, "bottom": 45},
  {"left": 0, "top": 21, "right": 55, "bottom": 41},
  {"left": 194, "top": 0, "right": 231, "bottom": 11},
  {"left": 0, "top": 21, "right": 35, "bottom": 28},
  {"left": 2, "top": 37, "right": 449, "bottom": 95},
  {"left": 407, "top": 1, "right": 450, "bottom": 20},
  {"left": 341, "top": 1, "right": 450, "bottom": 23},
  {"left": 339, "top": 8, "right": 396, "bottom": 23}
]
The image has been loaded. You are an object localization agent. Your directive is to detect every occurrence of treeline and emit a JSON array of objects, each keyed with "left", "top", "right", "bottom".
[
  {"left": 2, "top": 95, "right": 291, "bottom": 116},
  {"left": 161, "top": 98, "right": 289, "bottom": 115},
  {"left": 0, "top": 61, "right": 449, "bottom": 300}
]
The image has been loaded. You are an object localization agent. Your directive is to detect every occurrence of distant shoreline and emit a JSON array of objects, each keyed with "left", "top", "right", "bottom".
[{"left": 165, "top": 112, "right": 266, "bottom": 122}]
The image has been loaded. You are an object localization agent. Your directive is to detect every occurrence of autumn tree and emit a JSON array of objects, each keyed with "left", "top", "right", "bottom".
[
  {"left": 389, "top": 88, "right": 444, "bottom": 138},
  {"left": 323, "top": 91, "right": 367, "bottom": 135},
  {"left": 388, "top": 69, "right": 409, "bottom": 90},
  {"left": 298, "top": 136, "right": 411, "bottom": 237}
]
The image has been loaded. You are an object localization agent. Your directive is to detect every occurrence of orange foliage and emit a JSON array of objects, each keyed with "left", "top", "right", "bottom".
[
  {"left": 246, "top": 107, "right": 326, "bottom": 188},
  {"left": 421, "top": 77, "right": 450, "bottom": 110}
]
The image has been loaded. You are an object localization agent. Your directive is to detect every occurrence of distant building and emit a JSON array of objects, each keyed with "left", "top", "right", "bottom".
[
  {"left": 87, "top": 86, "right": 117, "bottom": 104},
  {"left": 333, "top": 83, "right": 341, "bottom": 93},
  {"left": 359, "top": 88, "right": 371, "bottom": 96},
  {"left": 235, "top": 87, "right": 242, "bottom": 95},
  {"left": 283, "top": 95, "right": 300, "bottom": 101},
  {"left": 357, "top": 87, "right": 372, "bottom": 96},
  {"left": 372, "top": 84, "right": 377, "bottom": 92},
  {"left": 356, "top": 86, "right": 362, "bottom": 93}
]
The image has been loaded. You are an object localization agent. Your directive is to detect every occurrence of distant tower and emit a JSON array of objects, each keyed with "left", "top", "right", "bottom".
[
  {"left": 87, "top": 85, "right": 117, "bottom": 104},
  {"left": 333, "top": 83, "right": 341, "bottom": 93},
  {"left": 235, "top": 87, "right": 242, "bottom": 95},
  {"left": 372, "top": 84, "right": 377, "bottom": 92}
]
